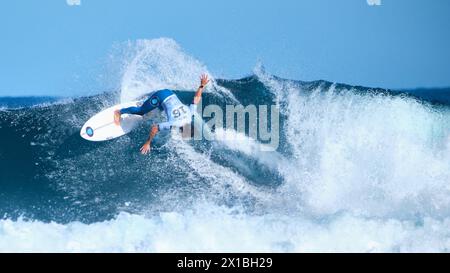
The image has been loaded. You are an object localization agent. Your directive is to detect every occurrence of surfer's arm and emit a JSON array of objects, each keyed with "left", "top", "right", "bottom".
[
  {"left": 192, "top": 74, "right": 210, "bottom": 104},
  {"left": 140, "top": 124, "right": 159, "bottom": 155}
]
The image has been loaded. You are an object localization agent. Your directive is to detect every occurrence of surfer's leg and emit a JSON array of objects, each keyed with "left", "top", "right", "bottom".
[
  {"left": 114, "top": 93, "right": 161, "bottom": 125},
  {"left": 114, "top": 99, "right": 155, "bottom": 125},
  {"left": 119, "top": 106, "right": 146, "bottom": 116},
  {"left": 136, "top": 98, "right": 157, "bottom": 115},
  {"left": 114, "top": 106, "right": 146, "bottom": 126},
  {"left": 119, "top": 98, "right": 157, "bottom": 116}
]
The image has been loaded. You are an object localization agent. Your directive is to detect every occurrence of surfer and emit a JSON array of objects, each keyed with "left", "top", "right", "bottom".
[{"left": 114, "top": 74, "right": 210, "bottom": 154}]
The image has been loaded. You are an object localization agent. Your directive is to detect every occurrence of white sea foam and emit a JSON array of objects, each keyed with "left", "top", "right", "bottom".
[
  {"left": 213, "top": 127, "right": 287, "bottom": 173},
  {"left": 118, "top": 38, "right": 235, "bottom": 102},
  {"left": 168, "top": 134, "right": 271, "bottom": 202},
  {"left": 255, "top": 65, "right": 450, "bottom": 219},
  {"left": 2, "top": 202, "right": 450, "bottom": 253}
]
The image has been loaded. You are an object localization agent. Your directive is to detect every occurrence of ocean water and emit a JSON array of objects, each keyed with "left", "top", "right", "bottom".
[{"left": 1, "top": 38, "right": 450, "bottom": 252}]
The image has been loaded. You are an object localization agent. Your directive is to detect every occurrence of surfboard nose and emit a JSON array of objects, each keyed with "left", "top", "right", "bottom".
[{"left": 80, "top": 125, "right": 92, "bottom": 140}]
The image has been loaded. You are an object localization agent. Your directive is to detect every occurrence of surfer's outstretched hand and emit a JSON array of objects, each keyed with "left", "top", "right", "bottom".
[
  {"left": 200, "top": 74, "right": 210, "bottom": 86},
  {"left": 193, "top": 74, "right": 210, "bottom": 104},
  {"left": 140, "top": 142, "right": 151, "bottom": 155}
]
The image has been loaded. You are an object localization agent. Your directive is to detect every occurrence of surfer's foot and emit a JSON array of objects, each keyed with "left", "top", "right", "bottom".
[{"left": 114, "top": 110, "right": 121, "bottom": 126}]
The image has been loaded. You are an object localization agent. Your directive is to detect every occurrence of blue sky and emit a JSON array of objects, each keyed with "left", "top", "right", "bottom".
[{"left": 0, "top": 0, "right": 449, "bottom": 96}]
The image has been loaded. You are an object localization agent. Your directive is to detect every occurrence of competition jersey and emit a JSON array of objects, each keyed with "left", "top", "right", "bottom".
[{"left": 156, "top": 92, "right": 197, "bottom": 131}]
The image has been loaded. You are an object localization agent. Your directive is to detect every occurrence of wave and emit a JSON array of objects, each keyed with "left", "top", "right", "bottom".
[{"left": 1, "top": 38, "right": 450, "bottom": 252}]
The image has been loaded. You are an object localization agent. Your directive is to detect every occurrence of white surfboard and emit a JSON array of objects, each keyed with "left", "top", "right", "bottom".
[{"left": 80, "top": 101, "right": 149, "bottom": 141}]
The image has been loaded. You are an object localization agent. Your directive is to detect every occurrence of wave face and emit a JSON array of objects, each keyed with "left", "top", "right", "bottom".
[{"left": 1, "top": 38, "right": 450, "bottom": 252}]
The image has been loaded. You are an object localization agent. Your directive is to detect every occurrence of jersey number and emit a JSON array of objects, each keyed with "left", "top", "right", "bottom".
[{"left": 172, "top": 106, "right": 187, "bottom": 118}]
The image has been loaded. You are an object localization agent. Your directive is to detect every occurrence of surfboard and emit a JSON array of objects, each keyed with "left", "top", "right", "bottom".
[{"left": 80, "top": 101, "right": 148, "bottom": 141}]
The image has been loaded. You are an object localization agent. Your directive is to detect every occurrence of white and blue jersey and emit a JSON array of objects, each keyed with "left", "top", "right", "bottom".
[{"left": 119, "top": 89, "right": 196, "bottom": 131}]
